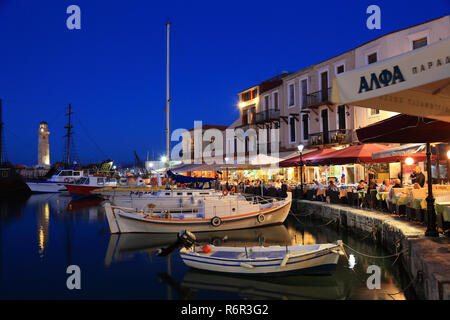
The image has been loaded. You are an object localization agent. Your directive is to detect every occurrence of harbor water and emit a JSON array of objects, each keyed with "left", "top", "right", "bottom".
[{"left": 0, "top": 193, "right": 416, "bottom": 300}]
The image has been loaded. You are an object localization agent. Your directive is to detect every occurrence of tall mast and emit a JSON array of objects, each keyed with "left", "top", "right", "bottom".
[
  {"left": 0, "top": 99, "right": 3, "bottom": 165},
  {"left": 165, "top": 22, "right": 171, "bottom": 169},
  {"left": 64, "top": 104, "right": 73, "bottom": 167}
]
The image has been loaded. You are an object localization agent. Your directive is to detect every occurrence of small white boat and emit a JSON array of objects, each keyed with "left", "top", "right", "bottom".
[
  {"left": 180, "top": 241, "right": 342, "bottom": 276},
  {"left": 103, "top": 192, "right": 292, "bottom": 233},
  {"left": 26, "top": 168, "right": 85, "bottom": 193}
]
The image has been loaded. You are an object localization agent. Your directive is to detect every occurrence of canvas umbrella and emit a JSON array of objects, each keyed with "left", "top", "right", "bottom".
[
  {"left": 307, "top": 143, "right": 392, "bottom": 166},
  {"left": 279, "top": 148, "right": 336, "bottom": 167}
]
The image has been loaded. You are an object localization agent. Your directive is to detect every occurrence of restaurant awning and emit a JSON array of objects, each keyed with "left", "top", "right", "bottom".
[
  {"left": 331, "top": 37, "right": 450, "bottom": 122},
  {"left": 307, "top": 143, "right": 392, "bottom": 166},
  {"left": 356, "top": 114, "right": 450, "bottom": 143},
  {"left": 372, "top": 143, "right": 434, "bottom": 163},
  {"left": 279, "top": 148, "right": 337, "bottom": 167}
]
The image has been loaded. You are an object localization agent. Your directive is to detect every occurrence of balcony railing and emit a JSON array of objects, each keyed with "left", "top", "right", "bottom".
[
  {"left": 308, "top": 129, "right": 352, "bottom": 146},
  {"left": 255, "top": 109, "right": 280, "bottom": 124},
  {"left": 305, "top": 88, "right": 332, "bottom": 108}
]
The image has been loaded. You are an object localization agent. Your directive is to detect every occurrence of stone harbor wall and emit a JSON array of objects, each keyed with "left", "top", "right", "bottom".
[{"left": 293, "top": 200, "right": 450, "bottom": 300}]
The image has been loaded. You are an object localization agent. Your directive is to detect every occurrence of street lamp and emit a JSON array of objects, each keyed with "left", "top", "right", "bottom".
[
  {"left": 298, "top": 144, "right": 305, "bottom": 199},
  {"left": 225, "top": 157, "right": 229, "bottom": 187}
]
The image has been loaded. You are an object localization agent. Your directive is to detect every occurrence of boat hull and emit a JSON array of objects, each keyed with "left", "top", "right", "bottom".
[
  {"left": 180, "top": 246, "right": 340, "bottom": 276},
  {"left": 26, "top": 181, "right": 66, "bottom": 193},
  {"left": 104, "top": 199, "right": 291, "bottom": 234},
  {"left": 65, "top": 184, "right": 104, "bottom": 195}
]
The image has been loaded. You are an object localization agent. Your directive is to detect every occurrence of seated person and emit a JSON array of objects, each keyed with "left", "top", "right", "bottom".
[
  {"left": 386, "top": 179, "right": 402, "bottom": 211},
  {"left": 327, "top": 180, "right": 339, "bottom": 192},
  {"left": 392, "top": 179, "right": 402, "bottom": 188},
  {"left": 356, "top": 180, "right": 366, "bottom": 191},
  {"left": 378, "top": 179, "right": 390, "bottom": 193},
  {"left": 312, "top": 180, "right": 323, "bottom": 189}
]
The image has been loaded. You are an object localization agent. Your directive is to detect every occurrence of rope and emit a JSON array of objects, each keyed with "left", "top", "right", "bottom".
[
  {"left": 342, "top": 242, "right": 408, "bottom": 259},
  {"left": 289, "top": 211, "right": 337, "bottom": 227},
  {"left": 387, "top": 272, "right": 421, "bottom": 300}
]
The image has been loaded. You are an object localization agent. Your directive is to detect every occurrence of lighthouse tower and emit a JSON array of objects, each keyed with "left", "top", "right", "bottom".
[{"left": 38, "top": 121, "right": 50, "bottom": 167}]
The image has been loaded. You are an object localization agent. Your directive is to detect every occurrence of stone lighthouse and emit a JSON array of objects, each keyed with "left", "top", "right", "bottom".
[{"left": 38, "top": 121, "right": 50, "bottom": 167}]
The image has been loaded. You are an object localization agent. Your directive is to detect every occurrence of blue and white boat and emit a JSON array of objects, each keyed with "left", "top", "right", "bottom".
[
  {"left": 179, "top": 241, "right": 342, "bottom": 276},
  {"left": 26, "top": 168, "right": 85, "bottom": 193}
]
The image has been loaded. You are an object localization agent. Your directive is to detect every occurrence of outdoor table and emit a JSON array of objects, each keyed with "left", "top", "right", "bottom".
[
  {"left": 377, "top": 192, "right": 389, "bottom": 201},
  {"left": 316, "top": 189, "right": 326, "bottom": 198},
  {"left": 435, "top": 202, "right": 450, "bottom": 223}
]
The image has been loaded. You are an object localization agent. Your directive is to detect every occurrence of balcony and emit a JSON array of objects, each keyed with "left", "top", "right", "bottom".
[
  {"left": 255, "top": 109, "right": 280, "bottom": 124},
  {"left": 308, "top": 129, "right": 352, "bottom": 146},
  {"left": 305, "top": 88, "right": 332, "bottom": 108}
]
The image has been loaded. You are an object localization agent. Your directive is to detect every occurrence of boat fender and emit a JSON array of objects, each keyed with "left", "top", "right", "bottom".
[
  {"left": 222, "top": 190, "right": 228, "bottom": 196},
  {"left": 210, "top": 216, "right": 222, "bottom": 227},
  {"left": 240, "top": 262, "right": 254, "bottom": 269},
  {"left": 202, "top": 245, "right": 212, "bottom": 253},
  {"left": 230, "top": 187, "right": 235, "bottom": 194},
  {"left": 280, "top": 254, "right": 290, "bottom": 267},
  {"left": 257, "top": 214, "right": 265, "bottom": 223}
]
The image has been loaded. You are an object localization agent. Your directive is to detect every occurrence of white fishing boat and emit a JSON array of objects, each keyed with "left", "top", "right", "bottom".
[
  {"left": 180, "top": 241, "right": 342, "bottom": 276},
  {"left": 103, "top": 192, "right": 292, "bottom": 233},
  {"left": 26, "top": 168, "right": 84, "bottom": 193}
]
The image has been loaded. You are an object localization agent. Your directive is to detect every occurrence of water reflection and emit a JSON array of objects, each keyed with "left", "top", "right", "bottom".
[
  {"left": 175, "top": 269, "right": 345, "bottom": 300},
  {"left": 105, "top": 225, "right": 291, "bottom": 267}
]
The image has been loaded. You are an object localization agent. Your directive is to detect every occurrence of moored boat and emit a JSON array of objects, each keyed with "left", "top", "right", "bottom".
[
  {"left": 65, "top": 175, "right": 117, "bottom": 196},
  {"left": 26, "top": 168, "right": 84, "bottom": 193},
  {"left": 103, "top": 192, "right": 292, "bottom": 233},
  {"left": 180, "top": 241, "right": 342, "bottom": 276}
]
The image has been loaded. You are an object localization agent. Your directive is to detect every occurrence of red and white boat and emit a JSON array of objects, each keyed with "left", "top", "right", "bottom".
[{"left": 65, "top": 175, "right": 117, "bottom": 196}]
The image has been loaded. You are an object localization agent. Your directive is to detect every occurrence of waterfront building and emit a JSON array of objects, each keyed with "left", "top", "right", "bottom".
[{"left": 176, "top": 15, "right": 450, "bottom": 185}]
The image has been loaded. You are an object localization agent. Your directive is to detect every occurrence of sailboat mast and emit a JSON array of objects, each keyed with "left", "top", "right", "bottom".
[
  {"left": 165, "top": 22, "right": 171, "bottom": 169},
  {"left": 0, "top": 99, "right": 3, "bottom": 165},
  {"left": 65, "top": 103, "right": 73, "bottom": 167}
]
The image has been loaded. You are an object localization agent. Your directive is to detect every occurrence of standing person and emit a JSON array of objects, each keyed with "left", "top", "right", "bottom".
[{"left": 414, "top": 166, "right": 426, "bottom": 187}]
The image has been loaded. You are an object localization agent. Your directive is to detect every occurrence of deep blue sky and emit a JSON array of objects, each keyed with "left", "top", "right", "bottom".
[{"left": 0, "top": 0, "right": 448, "bottom": 166}]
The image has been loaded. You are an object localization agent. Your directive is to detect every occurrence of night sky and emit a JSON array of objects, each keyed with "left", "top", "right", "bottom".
[{"left": 0, "top": 0, "right": 448, "bottom": 166}]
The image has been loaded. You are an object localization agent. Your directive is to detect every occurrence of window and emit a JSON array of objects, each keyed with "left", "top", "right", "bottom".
[
  {"left": 367, "top": 52, "right": 377, "bottom": 64},
  {"left": 273, "top": 92, "right": 279, "bottom": 110},
  {"left": 242, "top": 109, "right": 248, "bottom": 125},
  {"left": 300, "top": 79, "right": 307, "bottom": 109},
  {"left": 336, "top": 65, "right": 345, "bottom": 74},
  {"left": 288, "top": 84, "right": 295, "bottom": 107},
  {"left": 302, "top": 114, "right": 309, "bottom": 141},
  {"left": 289, "top": 116, "right": 296, "bottom": 143},
  {"left": 412, "top": 37, "right": 427, "bottom": 50},
  {"left": 338, "top": 105, "right": 346, "bottom": 130},
  {"left": 249, "top": 107, "right": 256, "bottom": 124},
  {"left": 369, "top": 108, "right": 380, "bottom": 115},
  {"left": 264, "top": 95, "right": 270, "bottom": 110}
]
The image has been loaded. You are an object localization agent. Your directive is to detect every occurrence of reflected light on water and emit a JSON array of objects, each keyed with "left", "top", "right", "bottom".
[
  {"left": 38, "top": 203, "right": 50, "bottom": 258},
  {"left": 348, "top": 254, "right": 356, "bottom": 269}
]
